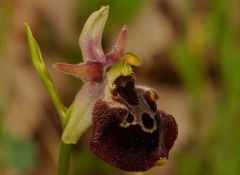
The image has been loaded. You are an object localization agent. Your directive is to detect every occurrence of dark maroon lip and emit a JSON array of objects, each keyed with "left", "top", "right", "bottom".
[{"left": 90, "top": 75, "right": 178, "bottom": 171}]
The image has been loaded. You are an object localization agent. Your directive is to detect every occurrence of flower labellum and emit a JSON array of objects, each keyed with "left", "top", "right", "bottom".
[{"left": 53, "top": 6, "right": 178, "bottom": 172}]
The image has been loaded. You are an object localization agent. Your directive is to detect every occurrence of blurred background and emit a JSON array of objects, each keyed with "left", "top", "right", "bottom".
[{"left": 0, "top": 0, "right": 240, "bottom": 174}]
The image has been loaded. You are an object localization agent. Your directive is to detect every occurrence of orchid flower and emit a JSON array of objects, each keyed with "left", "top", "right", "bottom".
[{"left": 53, "top": 6, "right": 178, "bottom": 172}]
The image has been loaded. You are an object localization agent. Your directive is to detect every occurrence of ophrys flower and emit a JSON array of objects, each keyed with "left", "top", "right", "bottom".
[{"left": 53, "top": 6, "right": 178, "bottom": 172}]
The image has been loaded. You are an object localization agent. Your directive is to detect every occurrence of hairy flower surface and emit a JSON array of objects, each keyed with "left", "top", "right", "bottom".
[{"left": 53, "top": 6, "right": 178, "bottom": 172}]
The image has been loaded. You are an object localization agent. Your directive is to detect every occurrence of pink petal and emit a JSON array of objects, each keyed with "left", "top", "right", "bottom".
[
  {"left": 53, "top": 62, "right": 103, "bottom": 82},
  {"left": 79, "top": 6, "right": 109, "bottom": 63},
  {"left": 106, "top": 25, "right": 128, "bottom": 64}
]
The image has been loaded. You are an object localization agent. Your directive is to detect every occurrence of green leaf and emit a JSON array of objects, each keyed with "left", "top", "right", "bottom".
[{"left": 24, "top": 23, "right": 67, "bottom": 127}]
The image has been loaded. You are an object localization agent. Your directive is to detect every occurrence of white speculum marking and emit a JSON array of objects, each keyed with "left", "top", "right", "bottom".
[{"left": 120, "top": 112, "right": 157, "bottom": 133}]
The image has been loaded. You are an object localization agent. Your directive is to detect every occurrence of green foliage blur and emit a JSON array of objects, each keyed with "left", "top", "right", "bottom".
[
  {"left": 172, "top": 0, "right": 240, "bottom": 174},
  {"left": 1, "top": 1, "right": 36, "bottom": 174},
  {"left": 1, "top": 0, "right": 240, "bottom": 175}
]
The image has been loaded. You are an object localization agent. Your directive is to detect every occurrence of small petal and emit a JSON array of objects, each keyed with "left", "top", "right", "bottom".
[
  {"left": 79, "top": 6, "right": 109, "bottom": 62},
  {"left": 106, "top": 53, "right": 142, "bottom": 86},
  {"left": 62, "top": 83, "right": 104, "bottom": 144},
  {"left": 53, "top": 62, "right": 103, "bottom": 82},
  {"left": 106, "top": 25, "right": 128, "bottom": 64},
  {"left": 123, "top": 52, "right": 142, "bottom": 66}
]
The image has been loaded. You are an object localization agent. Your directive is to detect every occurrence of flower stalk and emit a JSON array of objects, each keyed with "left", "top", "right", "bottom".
[{"left": 58, "top": 141, "right": 72, "bottom": 175}]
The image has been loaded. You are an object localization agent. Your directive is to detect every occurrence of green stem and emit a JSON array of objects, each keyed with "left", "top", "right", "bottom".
[
  {"left": 58, "top": 106, "right": 73, "bottom": 175},
  {"left": 58, "top": 141, "right": 72, "bottom": 175}
]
